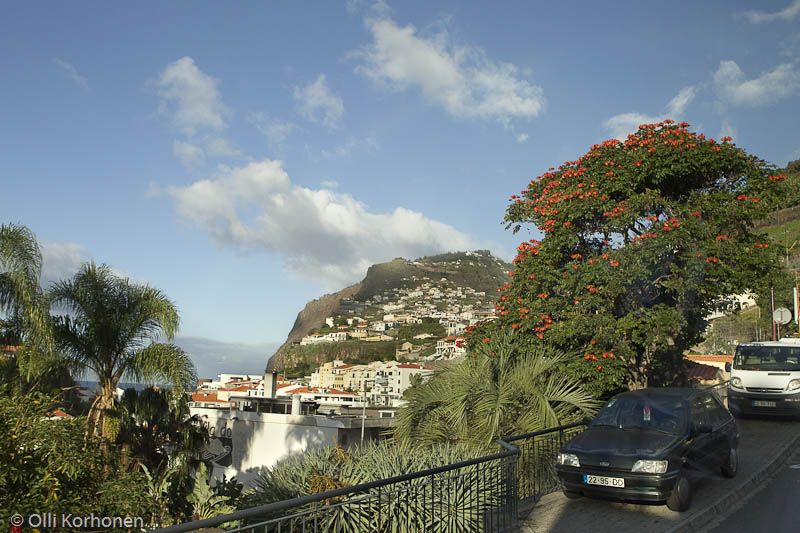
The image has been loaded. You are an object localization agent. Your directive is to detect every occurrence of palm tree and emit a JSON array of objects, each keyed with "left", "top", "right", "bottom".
[
  {"left": 50, "top": 262, "right": 196, "bottom": 439},
  {"left": 395, "top": 331, "right": 600, "bottom": 448},
  {"left": 0, "top": 223, "right": 53, "bottom": 359}
]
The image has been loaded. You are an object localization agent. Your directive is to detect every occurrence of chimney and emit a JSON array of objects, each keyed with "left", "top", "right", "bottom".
[{"left": 263, "top": 370, "right": 277, "bottom": 399}]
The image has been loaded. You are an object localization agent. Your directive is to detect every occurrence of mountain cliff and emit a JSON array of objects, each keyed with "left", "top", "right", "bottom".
[{"left": 266, "top": 250, "right": 511, "bottom": 372}]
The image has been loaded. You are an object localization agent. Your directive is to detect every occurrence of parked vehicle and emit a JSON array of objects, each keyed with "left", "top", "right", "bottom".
[
  {"left": 726, "top": 338, "right": 800, "bottom": 417},
  {"left": 555, "top": 388, "right": 738, "bottom": 512}
]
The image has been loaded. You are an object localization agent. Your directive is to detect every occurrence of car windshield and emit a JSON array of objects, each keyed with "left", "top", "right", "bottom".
[
  {"left": 592, "top": 395, "right": 686, "bottom": 434},
  {"left": 733, "top": 346, "right": 800, "bottom": 371}
]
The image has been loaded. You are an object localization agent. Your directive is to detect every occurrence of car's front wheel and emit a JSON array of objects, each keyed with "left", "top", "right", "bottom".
[
  {"left": 721, "top": 447, "right": 738, "bottom": 478},
  {"left": 666, "top": 476, "right": 691, "bottom": 512}
]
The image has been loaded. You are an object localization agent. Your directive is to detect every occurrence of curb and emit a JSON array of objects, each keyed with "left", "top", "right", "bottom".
[{"left": 665, "top": 429, "right": 800, "bottom": 533}]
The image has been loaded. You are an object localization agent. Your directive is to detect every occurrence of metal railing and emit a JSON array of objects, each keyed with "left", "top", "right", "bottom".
[
  {"left": 152, "top": 423, "right": 585, "bottom": 533},
  {"left": 706, "top": 379, "right": 730, "bottom": 407},
  {"left": 154, "top": 382, "right": 733, "bottom": 533},
  {"left": 499, "top": 422, "right": 586, "bottom": 502}
]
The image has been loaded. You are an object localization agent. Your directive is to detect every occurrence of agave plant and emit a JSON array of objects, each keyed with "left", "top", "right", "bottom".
[{"left": 245, "top": 440, "right": 506, "bottom": 533}]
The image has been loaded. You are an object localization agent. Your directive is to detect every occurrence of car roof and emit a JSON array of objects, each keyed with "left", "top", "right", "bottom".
[{"left": 612, "top": 387, "right": 709, "bottom": 401}]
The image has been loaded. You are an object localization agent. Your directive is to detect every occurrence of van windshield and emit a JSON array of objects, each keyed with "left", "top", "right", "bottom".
[{"left": 733, "top": 346, "right": 800, "bottom": 371}]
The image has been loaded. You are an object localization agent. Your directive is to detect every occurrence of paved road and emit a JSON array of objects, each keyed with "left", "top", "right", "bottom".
[
  {"left": 709, "top": 448, "right": 800, "bottom": 532},
  {"left": 519, "top": 418, "right": 800, "bottom": 533}
]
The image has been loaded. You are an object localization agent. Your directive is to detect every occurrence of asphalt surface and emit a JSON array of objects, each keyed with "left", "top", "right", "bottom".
[
  {"left": 708, "top": 448, "right": 800, "bottom": 532},
  {"left": 519, "top": 418, "right": 800, "bottom": 533}
]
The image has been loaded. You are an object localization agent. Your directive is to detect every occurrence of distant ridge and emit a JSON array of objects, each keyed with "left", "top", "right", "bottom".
[{"left": 266, "top": 250, "right": 511, "bottom": 371}]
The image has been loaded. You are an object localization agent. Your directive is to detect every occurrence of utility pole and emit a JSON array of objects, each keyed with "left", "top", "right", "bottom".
[{"left": 771, "top": 287, "right": 777, "bottom": 341}]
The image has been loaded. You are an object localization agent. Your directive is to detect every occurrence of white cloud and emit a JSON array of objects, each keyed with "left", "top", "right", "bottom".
[
  {"left": 516, "top": 133, "right": 529, "bottom": 143},
  {"left": 167, "top": 160, "right": 485, "bottom": 289},
  {"left": 173, "top": 140, "right": 205, "bottom": 168},
  {"left": 174, "top": 336, "right": 279, "bottom": 378},
  {"left": 321, "top": 180, "right": 339, "bottom": 188},
  {"left": 713, "top": 60, "right": 800, "bottom": 107},
  {"left": 53, "top": 58, "right": 89, "bottom": 90},
  {"left": 144, "top": 181, "right": 163, "bottom": 199},
  {"left": 603, "top": 86, "right": 695, "bottom": 140},
  {"left": 250, "top": 112, "right": 296, "bottom": 147},
  {"left": 355, "top": 16, "right": 544, "bottom": 123},
  {"left": 156, "top": 57, "right": 229, "bottom": 136},
  {"left": 320, "top": 136, "right": 379, "bottom": 159},
  {"left": 39, "top": 240, "right": 88, "bottom": 288},
  {"left": 206, "top": 137, "right": 243, "bottom": 158},
  {"left": 720, "top": 120, "right": 737, "bottom": 141},
  {"left": 666, "top": 86, "right": 696, "bottom": 116},
  {"left": 744, "top": 1, "right": 800, "bottom": 23},
  {"left": 293, "top": 75, "right": 344, "bottom": 129}
]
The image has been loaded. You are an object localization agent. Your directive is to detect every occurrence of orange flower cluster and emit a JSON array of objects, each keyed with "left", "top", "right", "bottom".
[
  {"left": 537, "top": 293, "right": 549, "bottom": 299},
  {"left": 661, "top": 218, "right": 680, "bottom": 231},
  {"left": 716, "top": 235, "right": 728, "bottom": 241},
  {"left": 585, "top": 353, "right": 598, "bottom": 360},
  {"left": 631, "top": 233, "right": 658, "bottom": 242},
  {"left": 768, "top": 174, "right": 787, "bottom": 181},
  {"left": 706, "top": 256, "right": 719, "bottom": 263},
  {"left": 586, "top": 285, "right": 599, "bottom": 293},
  {"left": 534, "top": 314, "right": 552, "bottom": 334},
  {"left": 602, "top": 352, "right": 615, "bottom": 358},
  {"left": 689, "top": 211, "right": 702, "bottom": 217},
  {"left": 755, "top": 243, "right": 769, "bottom": 248},
  {"left": 603, "top": 201, "right": 628, "bottom": 218},
  {"left": 609, "top": 260, "right": 620, "bottom": 267}
]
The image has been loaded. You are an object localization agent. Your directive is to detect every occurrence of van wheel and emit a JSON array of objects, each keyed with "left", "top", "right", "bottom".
[
  {"left": 721, "top": 447, "right": 738, "bottom": 478},
  {"left": 666, "top": 476, "right": 691, "bottom": 512}
]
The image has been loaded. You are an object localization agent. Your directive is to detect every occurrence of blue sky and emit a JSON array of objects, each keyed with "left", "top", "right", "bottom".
[{"left": 2, "top": 1, "right": 799, "bottom": 378}]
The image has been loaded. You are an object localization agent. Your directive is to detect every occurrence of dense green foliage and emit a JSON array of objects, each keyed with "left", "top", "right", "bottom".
[
  {"left": 395, "top": 333, "right": 599, "bottom": 446},
  {"left": 0, "top": 390, "right": 155, "bottom": 527},
  {"left": 478, "top": 121, "right": 792, "bottom": 393}
]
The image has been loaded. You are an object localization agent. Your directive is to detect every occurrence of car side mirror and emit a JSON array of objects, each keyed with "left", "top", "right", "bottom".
[
  {"left": 581, "top": 416, "right": 593, "bottom": 426},
  {"left": 725, "top": 362, "right": 731, "bottom": 372}
]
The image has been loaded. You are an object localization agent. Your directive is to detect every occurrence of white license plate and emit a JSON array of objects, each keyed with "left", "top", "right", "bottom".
[
  {"left": 583, "top": 474, "right": 625, "bottom": 487},
  {"left": 753, "top": 400, "right": 776, "bottom": 407}
]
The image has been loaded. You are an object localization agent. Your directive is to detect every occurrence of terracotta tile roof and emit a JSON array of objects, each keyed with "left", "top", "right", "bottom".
[
  {"left": 191, "top": 392, "right": 234, "bottom": 403},
  {"left": 48, "top": 409, "right": 71, "bottom": 418},
  {"left": 685, "top": 361, "right": 723, "bottom": 381},
  {"left": 685, "top": 354, "right": 733, "bottom": 363}
]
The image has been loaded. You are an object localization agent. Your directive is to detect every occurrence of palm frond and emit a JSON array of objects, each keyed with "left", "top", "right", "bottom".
[{"left": 130, "top": 343, "right": 196, "bottom": 391}]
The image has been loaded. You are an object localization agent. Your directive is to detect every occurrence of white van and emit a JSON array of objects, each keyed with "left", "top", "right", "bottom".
[{"left": 727, "top": 337, "right": 800, "bottom": 417}]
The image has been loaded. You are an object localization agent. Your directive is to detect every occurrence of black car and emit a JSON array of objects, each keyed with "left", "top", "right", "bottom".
[{"left": 555, "top": 388, "right": 738, "bottom": 511}]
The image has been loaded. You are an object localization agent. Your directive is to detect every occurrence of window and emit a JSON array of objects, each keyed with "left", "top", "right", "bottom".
[{"left": 690, "top": 396, "right": 709, "bottom": 427}]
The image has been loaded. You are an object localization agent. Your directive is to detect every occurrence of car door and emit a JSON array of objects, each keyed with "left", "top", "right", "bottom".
[
  {"left": 703, "top": 392, "right": 735, "bottom": 465},
  {"left": 685, "top": 395, "right": 715, "bottom": 473}
]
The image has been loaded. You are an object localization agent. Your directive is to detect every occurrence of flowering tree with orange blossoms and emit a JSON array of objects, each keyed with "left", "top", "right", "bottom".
[{"left": 475, "top": 121, "right": 792, "bottom": 394}]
